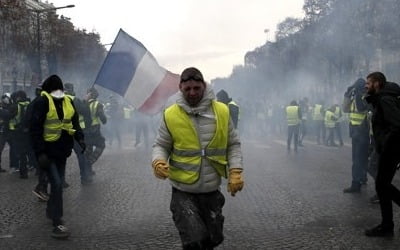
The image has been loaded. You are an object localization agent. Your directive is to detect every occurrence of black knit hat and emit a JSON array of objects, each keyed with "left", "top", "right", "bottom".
[{"left": 41, "top": 75, "right": 64, "bottom": 93}]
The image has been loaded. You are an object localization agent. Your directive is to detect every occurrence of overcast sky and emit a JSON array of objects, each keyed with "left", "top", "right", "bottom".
[{"left": 49, "top": 0, "right": 304, "bottom": 81}]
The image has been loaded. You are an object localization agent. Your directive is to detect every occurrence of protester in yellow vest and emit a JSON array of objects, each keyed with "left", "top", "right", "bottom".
[
  {"left": 152, "top": 67, "right": 243, "bottom": 249},
  {"left": 64, "top": 83, "right": 93, "bottom": 185},
  {"left": 84, "top": 87, "right": 107, "bottom": 176},
  {"left": 286, "top": 100, "right": 301, "bottom": 153},
  {"left": 333, "top": 104, "right": 344, "bottom": 146},
  {"left": 30, "top": 75, "right": 85, "bottom": 239},
  {"left": 342, "top": 78, "right": 369, "bottom": 193},
  {"left": 324, "top": 105, "right": 338, "bottom": 146},
  {"left": 312, "top": 102, "right": 326, "bottom": 144},
  {"left": 10, "top": 90, "right": 30, "bottom": 178}
]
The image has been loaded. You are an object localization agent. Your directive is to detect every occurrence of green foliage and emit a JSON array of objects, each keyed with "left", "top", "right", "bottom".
[{"left": 0, "top": 0, "right": 106, "bottom": 89}]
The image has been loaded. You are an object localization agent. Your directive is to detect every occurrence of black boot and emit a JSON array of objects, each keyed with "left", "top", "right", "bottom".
[{"left": 365, "top": 224, "right": 393, "bottom": 237}]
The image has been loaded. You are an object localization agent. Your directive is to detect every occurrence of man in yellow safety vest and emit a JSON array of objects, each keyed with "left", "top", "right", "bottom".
[
  {"left": 152, "top": 67, "right": 243, "bottom": 249},
  {"left": 286, "top": 100, "right": 302, "bottom": 153}
]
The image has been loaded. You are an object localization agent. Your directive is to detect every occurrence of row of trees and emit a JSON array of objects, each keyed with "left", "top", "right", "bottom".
[
  {"left": 0, "top": 0, "right": 106, "bottom": 94},
  {"left": 213, "top": 0, "right": 400, "bottom": 104}
]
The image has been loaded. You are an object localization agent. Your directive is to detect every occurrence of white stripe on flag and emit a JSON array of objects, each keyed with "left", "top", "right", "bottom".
[{"left": 125, "top": 51, "right": 166, "bottom": 108}]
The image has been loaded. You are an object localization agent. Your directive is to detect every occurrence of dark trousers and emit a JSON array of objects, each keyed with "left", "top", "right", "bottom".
[
  {"left": 37, "top": 166, "right": 48, "bottom": 191},
  {"left": 73, "top": 141, "right": 90, "bottom": 181},
  {"left": 287, "top": 125, "right": 299, "bottom": 151},
  {"left": 170, "top": 188, "right": 225, "bottom": 250},
  {"left": 350, "top": 133, "right": 369, "bottom": 188},
  {"left": 325, "top": 127, "right": 335, "bottom": 146},
  {"left": 45, "top": 157, "right": 66, "bottom": 225},
  {"left": 335, "top": 122, "right": 344, "bottom": 145},
  {"left": 376, "top": 148, "right": 400, "bottom": 227},
  {"left": 85, "top": 131, "right": 106, "bottom": 166},
  {"left": 315, "top": 120, "right": 325, "bottom": 144},
  {"left": 8, "top": 130, "right": 18, "bottom": 169},
  {"left": 367, "top": 148, "right": 379, "bottom": 181},
  {"left": 299, "top": 121, "right": 307, "bottom": 144},
  {"left": 0, "top": 132, "right": 8, "bottom": 168},
  {"left": 15, "top": 132, "right": 29, "bottom": 177}
]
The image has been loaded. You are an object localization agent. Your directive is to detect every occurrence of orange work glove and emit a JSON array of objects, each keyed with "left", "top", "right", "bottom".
[
  {"left": 152, "top": 159, "right": 169, "bottom": 179},
  {"left": 227, "top": 168, "right": 244, "bottom": 196}
]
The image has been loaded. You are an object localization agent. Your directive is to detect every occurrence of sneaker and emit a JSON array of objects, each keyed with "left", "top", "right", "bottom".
[
  {"left": 51, "top": 225, "right": 70, "bottom": 239},
  {"left": 365, "top": 224, "right": 393, "bottom": 237},
  {"left": 9, "top": 168, "right": 19, "bottom": 174},
  {"left": 369, "top": 194, "right": 380, "bottom": 204},
  {"left": 343, "top": 186, "right": 361, "bottom": 193},
  {"left": 32, "top": 188, "right": 49, "bottom": 202}
]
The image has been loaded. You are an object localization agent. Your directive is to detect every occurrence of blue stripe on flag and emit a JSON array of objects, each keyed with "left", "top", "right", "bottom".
[{"left": 94, "top": 29, "right": 147, "bottom": 96}]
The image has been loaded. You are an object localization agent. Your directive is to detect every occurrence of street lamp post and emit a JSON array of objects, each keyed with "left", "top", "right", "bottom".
[{"left": 31, "top": 4, "right": 75, "bottom": 84}]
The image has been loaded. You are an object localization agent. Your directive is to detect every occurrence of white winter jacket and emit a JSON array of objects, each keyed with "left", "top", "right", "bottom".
[{"left": 152, "top": 85, "right": 243, "bottom": 193}]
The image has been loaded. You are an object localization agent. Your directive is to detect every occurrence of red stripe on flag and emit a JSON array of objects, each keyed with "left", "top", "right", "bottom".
[{"left": 138, "top": 71, "right": 180, "bottom": 114}]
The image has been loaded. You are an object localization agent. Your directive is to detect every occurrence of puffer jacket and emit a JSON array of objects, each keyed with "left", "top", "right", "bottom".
[{"left": 152, "top": 85, "right": 242, "bottom": 193}]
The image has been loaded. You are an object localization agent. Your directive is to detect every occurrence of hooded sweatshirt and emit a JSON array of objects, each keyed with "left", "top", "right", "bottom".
[
  {"left": 30, "top": 75, "right": 84, "bottom": 159},
  {"left": 152, "top": 85, "right": 242, "bottom": 193},
  {"left": 366, "top": 82, "right": 400, "bottom": 154}
]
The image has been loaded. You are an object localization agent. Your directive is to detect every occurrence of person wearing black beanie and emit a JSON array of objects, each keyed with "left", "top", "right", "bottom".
[{"left": 29, "top": 74, "right": 86, "bottom": 239}]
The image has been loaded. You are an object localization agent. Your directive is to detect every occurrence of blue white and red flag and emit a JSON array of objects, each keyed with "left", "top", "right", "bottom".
[{"left": 94, "top": 29, "right": 179, "bottom": 114}]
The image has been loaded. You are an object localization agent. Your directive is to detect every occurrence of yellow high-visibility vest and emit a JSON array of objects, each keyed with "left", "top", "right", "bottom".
[
  {"left": 349, "top": 100, "right": 366, "bottom": 126},
  {"left": 324, "top": 110, "right": 336, "bottom": 128},
  {"left": 66, "top": 94, "right": 85, "bottom": 129},
  {"left": 89, "top": 99, "right": 100, "bottom": 126},
  {"left": 334, "top": 106, "right": 342, "bottom": 123},
  {"left": 41, "top": 91, "right": 75, "bottom": 142},
  {"left": 164, "top": 101, "right": 229, "bottom": 184},
  {"left": 123, "top": 107, "right": 132, "bottom": 119},
  {"left": 9, "top": 101, "right": 29, "bottom": 130},
  {"left": 286, "top": 105, "right": 300, "bottom": 126},
  {"left": 312, "top": 104, "right": 324, "bottom": 121}
]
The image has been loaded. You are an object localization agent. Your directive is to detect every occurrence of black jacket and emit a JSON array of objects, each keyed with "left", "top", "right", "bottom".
[
  {"left": 30, "top": 95, "right": 84, "bottom": 159},
  {"left": 366, "top": 82, "right": 400, "bottom": 154}
]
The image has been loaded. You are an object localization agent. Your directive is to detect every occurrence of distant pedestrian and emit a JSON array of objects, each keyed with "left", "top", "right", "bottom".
[
  {"left": 84, "top": 87, "right": 107, "bottom": 176},
  {"left": 324, "top": 105, "right": 338, "bottom": 147},
  {"left": 286, "top": 100, "right": 301, "bottom": 153}
]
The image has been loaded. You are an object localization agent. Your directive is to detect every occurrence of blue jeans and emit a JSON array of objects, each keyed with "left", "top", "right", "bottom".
[
  {"left": 73, "top": 141, "right": 90, "bottom": 181},
  {"left": 351, "top": 133, "right": 369, "bottom": 187},
  {"left": 45, "top": 158, "right": 66, "bottom": 225}
]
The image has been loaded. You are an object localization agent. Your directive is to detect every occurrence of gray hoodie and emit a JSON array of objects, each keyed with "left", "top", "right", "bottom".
[{"left": 152, "top": 85, "right": 243, "bottom": 193}]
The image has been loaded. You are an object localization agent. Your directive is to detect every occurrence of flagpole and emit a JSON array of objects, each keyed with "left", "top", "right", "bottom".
[{"left": 91, "top": 28, "right": 123, "bottom": 88}]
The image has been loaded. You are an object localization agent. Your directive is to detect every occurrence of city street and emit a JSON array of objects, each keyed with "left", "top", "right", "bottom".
[{"left": 1, "top": 136, "right": 400, "bottom": 249}]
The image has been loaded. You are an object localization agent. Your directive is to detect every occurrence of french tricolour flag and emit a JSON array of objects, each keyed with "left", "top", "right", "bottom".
[{"left": 94, "top": 29, "right": 179, "bottom": 114}]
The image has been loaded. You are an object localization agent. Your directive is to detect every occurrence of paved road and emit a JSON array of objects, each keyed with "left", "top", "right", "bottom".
[{"left": 1, "top": 136, "right": 400, "bottom": 249}]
